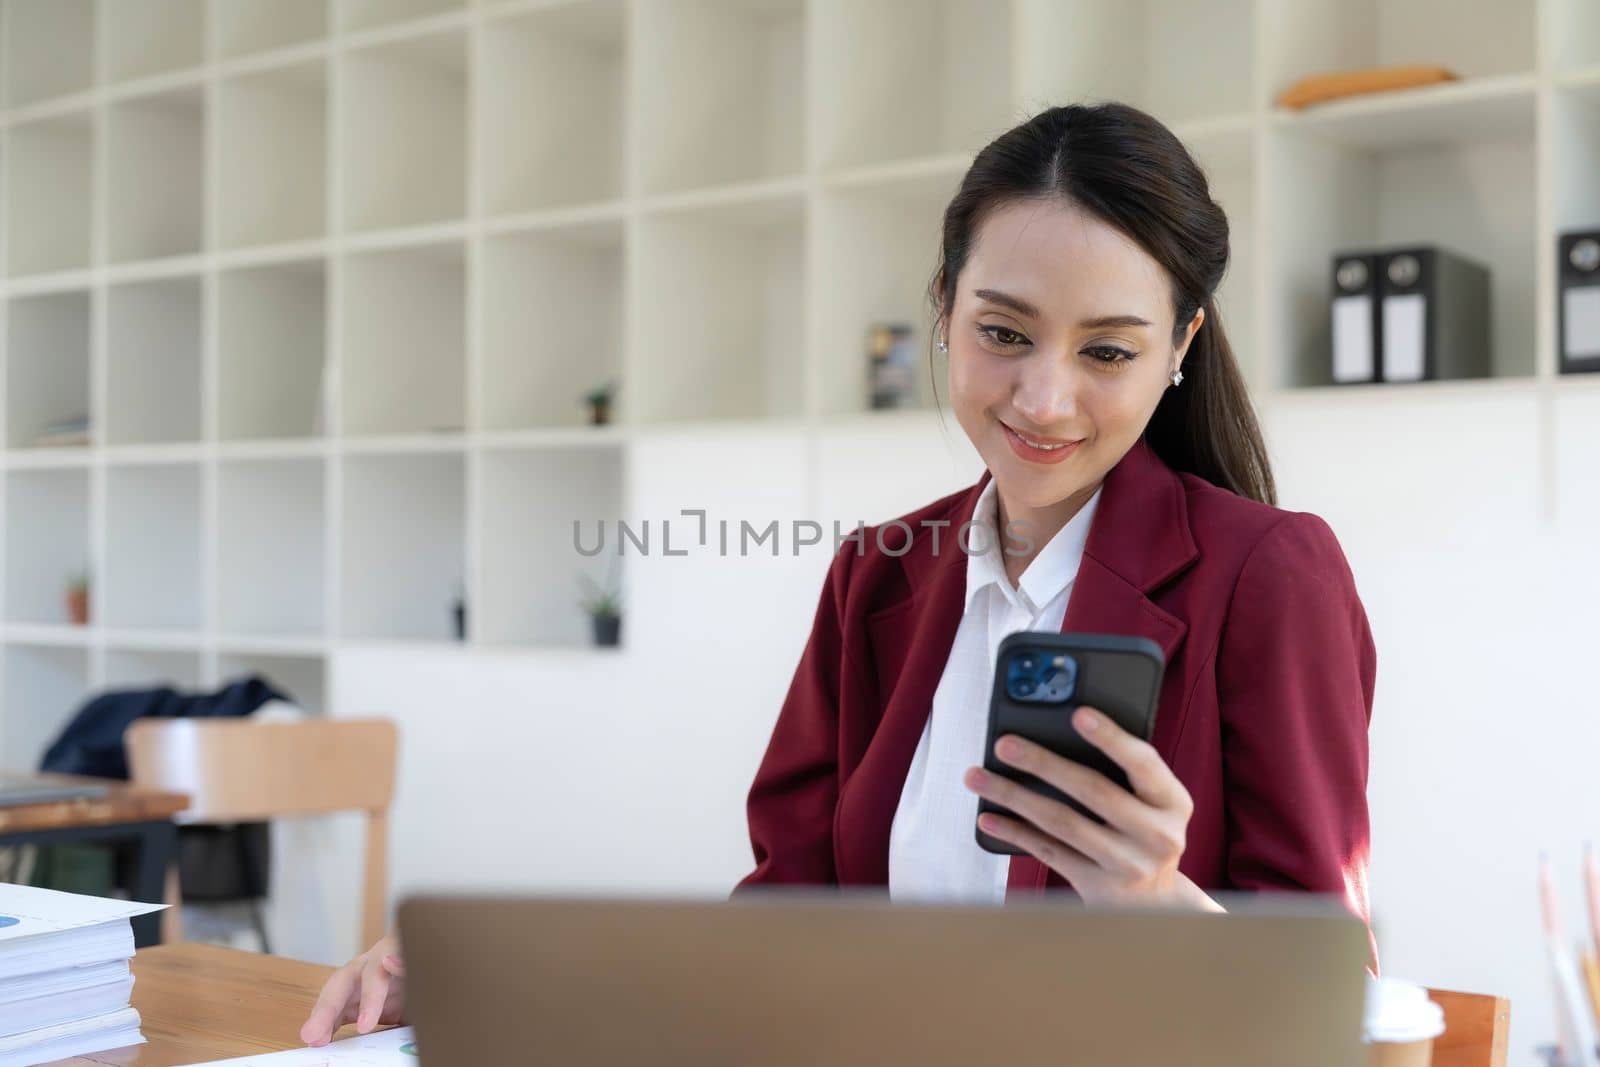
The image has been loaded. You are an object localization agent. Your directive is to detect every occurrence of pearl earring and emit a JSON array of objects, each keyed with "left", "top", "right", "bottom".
[
  {"left": 937, "top": 337, "right": 948, "bottom": 353},
  {"left": 1171, "top": 368, "right": 1184, "bottom": 387}
]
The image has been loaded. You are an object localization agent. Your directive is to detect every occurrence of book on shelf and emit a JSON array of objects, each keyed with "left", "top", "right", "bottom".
[{"left": 28, "top": 416, "right": 91, "bottom": 449}]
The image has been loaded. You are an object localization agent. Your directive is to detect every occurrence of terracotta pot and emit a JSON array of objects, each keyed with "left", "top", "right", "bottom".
[{"left": 67, "top": 587, "right": 89, "bottom": 626}]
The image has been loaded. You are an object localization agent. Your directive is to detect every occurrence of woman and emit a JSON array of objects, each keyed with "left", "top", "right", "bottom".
[{"left": 299, "top": 102, "right": 1377, "bottom": 1048}]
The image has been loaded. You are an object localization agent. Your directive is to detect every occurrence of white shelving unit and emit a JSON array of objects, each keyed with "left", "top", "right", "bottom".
[
  {"left": 216, "top": 457, "right": 326, "bottom": 638},
  {"left": 106, "top": 88, "right": 206, "bottom": 265},
  {"left": 4, "top": 468, "right": 90, "bottom": 625},
  {"left": 634, "top": 0, "right": 802, "bottom": 194},
  {"left": 0, "top": 0, "right": 1597, "bottom": 771},
  {"left": 215, "top": 61, "right": 327, "bottom": 250},
  {"left": 103, "top": 648, "right": 203, "bottom": 691},
  {"left": 339, "top": 451, "right": 464, "bottom": 642},
  {"left": 479, "top": 218, "right": 623, "bottom": 430},
  {"left": 479, "top": 1, "right": 623, "bottom": 214},
  {"left": 339, "top": 29, "right": 467, "bottom": 233},
  {"left": 633, "top": 190, "right": 807, "bottom": 423},
  {"left": 813, "top": 168, "right": 957, "bottom": 415},
  {"left": 340, "top": 241, "right": 466, "bottom": 437},
  {"left": 1, "top": 0, "right": 94, "bottom": 108},
  {"left": 4, "top": 114, "right": 94, "bottom": 278},
  {"left": 1, "top": 645, "right": 90, "bottom": 772},
  {"left": 5, "top": 291, "right": 91, "bottom": 448},
  {"left": 212, "top": 0, "right": 327, "bottom": 60},
  {"left": 100, "top": 1, "right": 207, "bottom": 87},
  {"left": 102, "top": 462, "right": 204, "bottom": 632},
  {"left": 216, "top": 260, "right": 326, "bottom": 440},
  {"left": 810, "top": 0, "right": 1006, "bottom": 173},
  {"left": 477, "top": 444, "right": 622, "bottom": 647},
  {"left": 105, "top": 277, "right": 203, "bottom": 444}
]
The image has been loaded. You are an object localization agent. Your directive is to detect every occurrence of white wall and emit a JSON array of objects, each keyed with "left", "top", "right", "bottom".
[
  {"left": 1268, "top": 387, "right": 1600, "bottom": 1066},
  {"left": 319, "top": 392, "right": 1598, "bottom": 1067}
]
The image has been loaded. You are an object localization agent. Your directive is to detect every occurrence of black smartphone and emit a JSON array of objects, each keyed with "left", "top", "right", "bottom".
[{"left": 976, "top": 631, "right": 1165, "bottom": 855}]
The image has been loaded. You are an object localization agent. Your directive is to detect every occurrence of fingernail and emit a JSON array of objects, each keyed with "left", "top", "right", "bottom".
[
  {"left": 1076, "top": 708, "right": 1098, "bottom": 731},
  {"left": 997, "top": 737, "right": 1022, "bottom": 759},
  {"left": 966, "top": 767, "right": 987, "bottom": 788}
]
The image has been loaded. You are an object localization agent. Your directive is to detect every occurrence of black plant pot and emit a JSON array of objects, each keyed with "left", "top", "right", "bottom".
[{"left": 591, "top": 614, "right": 621, "bottom": 647}]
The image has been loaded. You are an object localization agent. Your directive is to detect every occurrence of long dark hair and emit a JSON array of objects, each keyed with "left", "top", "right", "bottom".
[{"left": 929, "top": 102, "right": 1275, "bottom": 507}]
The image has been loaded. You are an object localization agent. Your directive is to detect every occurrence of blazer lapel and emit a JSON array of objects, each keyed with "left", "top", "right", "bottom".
[
  {"left": 1006, "top": 437, "right": 1198, "bottom": 896},
  {"left": 839, "top": 481, "right": 984, "bottom": 886}
]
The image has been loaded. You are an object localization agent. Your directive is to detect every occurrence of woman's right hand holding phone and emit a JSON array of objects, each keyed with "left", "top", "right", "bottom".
[{"left": 299, "top": 930, "right": 407, "bottom": 1048}]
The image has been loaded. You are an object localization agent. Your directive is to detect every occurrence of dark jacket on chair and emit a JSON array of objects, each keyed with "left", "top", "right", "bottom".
[{"left": 40, "top": 676, "right": 286, "bottom": 779}]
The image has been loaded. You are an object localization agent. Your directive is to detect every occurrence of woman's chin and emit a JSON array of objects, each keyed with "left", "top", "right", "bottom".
[
  {"left": 991, "top": 444, "right": 1102, "bottom": 505},
  {"left": 991, "top": 464, "right": 1072, "bottom": 505}
]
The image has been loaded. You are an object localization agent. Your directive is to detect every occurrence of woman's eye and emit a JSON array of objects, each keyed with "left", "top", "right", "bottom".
[
  {"left": 978, "top": 325, "right": 1028, "bottom": 348},
  {"left": 1084, "top": 345, "right": 1137, "bottom": 365}
]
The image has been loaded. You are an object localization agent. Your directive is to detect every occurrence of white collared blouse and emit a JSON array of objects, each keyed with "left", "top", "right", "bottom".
[{"left": 887, "top": 475, "right": 1102, "bottom": 903}]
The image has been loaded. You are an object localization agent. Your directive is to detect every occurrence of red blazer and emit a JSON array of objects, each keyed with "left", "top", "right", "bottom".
[{"left": 733, "top": 437, "right": 1377, "bottom": 962}]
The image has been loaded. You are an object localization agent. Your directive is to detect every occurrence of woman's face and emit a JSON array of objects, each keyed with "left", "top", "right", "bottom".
[{"left": 945, "top": 198, "right": 1203, "bottom": 530}]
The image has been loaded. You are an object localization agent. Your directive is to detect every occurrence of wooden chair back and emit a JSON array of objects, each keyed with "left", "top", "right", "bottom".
[
  {"left": 125, "top": 718, "right": 398, "bottom": 949},
  {"left": 1425, "top": 988, "right": 1511, "bottom": 1067}
]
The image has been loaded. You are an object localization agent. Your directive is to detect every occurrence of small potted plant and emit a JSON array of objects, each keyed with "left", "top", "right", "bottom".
[
  {"left": 579, "top": 562, "right": 622, "bottom": 648},
  {"left": 583, "top": 380, "right": 617, "bottom": 427},
  {"left": 65, "top": 571, "right": 89, "bottom": 626}
]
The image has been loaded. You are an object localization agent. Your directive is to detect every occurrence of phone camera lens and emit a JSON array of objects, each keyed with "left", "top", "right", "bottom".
[{"left": 1017, "top": 678, "right": 1037, "bottom": 696}]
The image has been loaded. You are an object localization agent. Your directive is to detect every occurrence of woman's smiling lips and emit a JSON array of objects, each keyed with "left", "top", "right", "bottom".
[{"left": 1001, "top": 421, "right": 1084, "bottom": 465}]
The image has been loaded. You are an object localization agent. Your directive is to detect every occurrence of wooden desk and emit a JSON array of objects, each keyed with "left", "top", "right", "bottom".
[
  {"left": 56, "top": 944, "right": 333, "bottom": 1066},
  {"left": 0, "top": 776, "right": 188, "bottom": 947},
  {"left": 44, "top": 943, "right": 1510, "bottom": 1067},
  {"left": 0, "top": 777, "right": 189, "bottom": 835}
]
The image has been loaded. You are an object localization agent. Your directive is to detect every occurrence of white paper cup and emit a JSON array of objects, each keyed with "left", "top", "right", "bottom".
[
  {"left": 1364, "top": 975, "right": 1446, "bottom": 1067},
  {"left": 1367, "top": 1036, "right": 1434, "bottom": 1067}
]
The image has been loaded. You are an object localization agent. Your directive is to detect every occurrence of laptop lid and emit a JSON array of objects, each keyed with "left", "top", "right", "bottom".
[
  {"left": 0, "top": 774, "right": 109, "bottom": 808},
  {"left": 398, "top": 890, "right": 1370, "bottom": 1067}
]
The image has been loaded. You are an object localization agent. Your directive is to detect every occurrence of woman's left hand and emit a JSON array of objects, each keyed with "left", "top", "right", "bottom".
[{"left": 963, "top": 705, "right": 1220, "bottom": 910}]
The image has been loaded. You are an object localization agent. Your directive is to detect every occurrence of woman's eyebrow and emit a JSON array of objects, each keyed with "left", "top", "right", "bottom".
[
  {"left": 1078, "top": 313, "right": 1153, "bottom": 330},
  {"left": 973, "top": 288, "right": 1039, "bottom": 318},
  {"left": 973, "top": 289, "right": 1151, "bottom": 330}
]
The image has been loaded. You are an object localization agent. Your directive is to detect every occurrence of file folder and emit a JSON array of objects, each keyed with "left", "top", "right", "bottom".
[
  {"left": 1330, "top": 251, "right": 1381, "bottom": 384},
  {"left": 1376, "top": 246, "right": 1491, "bottom": 383},
  {"left": 1559, "top": 230, "right": 1600, "bottom": 375}
]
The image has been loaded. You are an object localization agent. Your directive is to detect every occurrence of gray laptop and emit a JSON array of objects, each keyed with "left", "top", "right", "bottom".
[
  {"left": 0, "top": 773, "right": 108, "bottom": 808},
  {"left": 398, "top": 890, "right": 1371, "bottom": 1066}
]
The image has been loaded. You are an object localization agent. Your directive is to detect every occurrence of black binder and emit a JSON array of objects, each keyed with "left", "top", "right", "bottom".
[
  {"left": 1330, "top": 251, "right": 1381, "bottom": 384},
  {"left": 1375, "top": 246, "right": 1491, "bottom": 383},
  {"left": 1558, "top": 230, "right": 1600, "bottom": 375}
]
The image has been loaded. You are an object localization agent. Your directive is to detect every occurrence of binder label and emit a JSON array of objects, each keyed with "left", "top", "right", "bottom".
[
  {"left": 1563, "top": 286, "right": 1600, "bottom": 360},
  {"left": 1382, "top": 294, "right": 1426, "bottom": 382},
  {"left": 1332, "top": 295, "right": 1374, "bottom": 382}
]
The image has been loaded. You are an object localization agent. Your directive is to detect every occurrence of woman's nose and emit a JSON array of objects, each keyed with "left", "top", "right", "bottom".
[{"left": 1011, "top": 354, "right": 1080, "bottom": 427}]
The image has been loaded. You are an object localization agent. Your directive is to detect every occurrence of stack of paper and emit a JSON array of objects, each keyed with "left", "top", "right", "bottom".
[
  {"left": 0, "top": 882, "right": 164, "bottom": 1067},
  {"left": 190, "top": 1025, "right": 420, "bottom": 1065}
]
